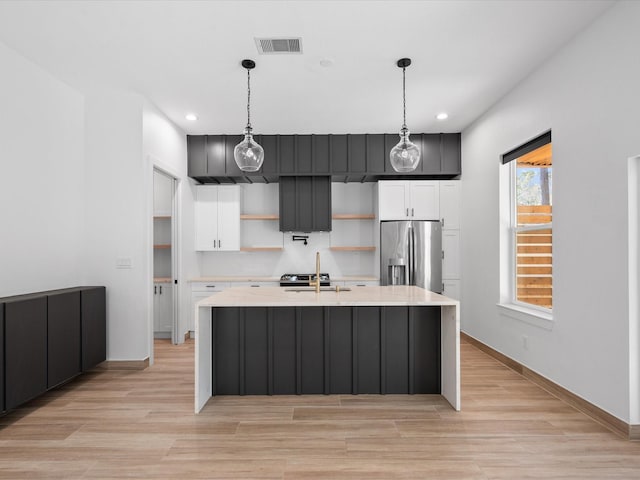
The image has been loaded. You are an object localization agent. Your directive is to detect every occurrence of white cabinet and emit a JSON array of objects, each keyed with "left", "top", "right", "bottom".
[
  {"left": 442, "top": 230, "right": 460, "bottom": 279},
  {"left": 190, "top": 282, "right": 230, "bottom": 332},
  {"left": 153, "top": 283, "right": 172, "bottom": 334},
  {"left": 439, "top": 182, "right": 460, "bottom": 230},
  {"left": 195, "top": 185, "right": 240, "bottom": 251},
  {"left": 443, "top": 279, "right": 460, "bottom": 301},
  {"left": 378, "top": 181, "right": 439, "bottom": 220}
]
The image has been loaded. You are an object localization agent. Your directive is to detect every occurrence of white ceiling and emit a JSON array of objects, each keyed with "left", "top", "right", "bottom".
[{"left": 0, "top": 0, "right": 614, "bottom": 135}]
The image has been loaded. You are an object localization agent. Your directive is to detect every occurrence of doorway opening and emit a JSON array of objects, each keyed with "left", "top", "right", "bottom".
[{"left": 153, "top": 169, "right": 179, "bottom": 345}]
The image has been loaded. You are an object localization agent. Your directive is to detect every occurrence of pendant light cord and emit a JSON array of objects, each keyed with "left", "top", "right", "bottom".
[
  {"left": 402, "top": 66, "right": 407, "bottom": 130},
  {"left": 246, "top": 67, "right": 252, "bottom": 129}
]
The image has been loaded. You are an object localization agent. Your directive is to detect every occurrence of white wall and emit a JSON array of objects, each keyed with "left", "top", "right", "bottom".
[
  {"left": 143, "top": 101, "right": 198, "bottom": 344},
  {"left": 460, "top": 1, "right": 640, "bottom": 423},
  {"left": 0, "top": 41, "right": 85, "bottom": 297},
  {"left": 83, "top": 90, "right": 148, "bottom": 361}
]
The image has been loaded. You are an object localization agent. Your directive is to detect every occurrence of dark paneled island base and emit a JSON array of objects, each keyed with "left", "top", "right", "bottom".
[{"left": 212, "top": 306, "right": 441, "bottom": 396}]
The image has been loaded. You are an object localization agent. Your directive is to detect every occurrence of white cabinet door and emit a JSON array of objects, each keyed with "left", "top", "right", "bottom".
[
  {"left": 154, "top": 283, "right": 172, "bottom": 333},
  {"left": 195, "top": 186, "right": 219, "bottom": 251},
  {"left": 378, "top": 181, "right": 409, "bottom": 220},
  {"left": 410, "top": 181, "right": 439, "bottom": 220},
  {"left": 442, "top": 230, "right": 460, "bottom": 279},
  {"left": 217, "top": 186, "right": 241, "bottom": 251},
  {"left": 443, "top": 279, "right": 460, "bottom": 300},
  {"left": 439, "top": 182, "right": 460, "bottom": 230},
  {"left": 190, "top": 282, "right": 230, "bottom": 332}
]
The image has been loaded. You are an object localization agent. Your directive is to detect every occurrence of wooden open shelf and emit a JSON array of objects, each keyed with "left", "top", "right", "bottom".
[
  {"left": 240, "top": 214, "right": 279, "bottom": 220},
  {"left": 329, "top": 246, "right": 376, "bottom": 252},
  {"left": 154, "top": 244, "right": 171, "bottom": 249},
  {"left": 332, "top": 214, "right": 375, "bottom": 220},
  {"left": 240, "top": 247, "right": 284, "bottom": 252}
]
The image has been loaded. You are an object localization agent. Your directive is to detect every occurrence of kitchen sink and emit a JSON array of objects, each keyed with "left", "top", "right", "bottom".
[{"left": 284, "top": 286, "right": 351, "bottom": 292}]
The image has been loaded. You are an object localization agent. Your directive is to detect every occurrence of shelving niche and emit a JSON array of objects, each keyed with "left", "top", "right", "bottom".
[
  {"left": 240, "top": 184, "right": 283, "bottom": 252},
  {"left": 330, "top": 183, "right": 376, "bottom": 252}
]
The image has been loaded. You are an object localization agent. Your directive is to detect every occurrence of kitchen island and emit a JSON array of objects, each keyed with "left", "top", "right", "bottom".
[{"left": 195, "top": 285, "right": 459, "bottom": 412}]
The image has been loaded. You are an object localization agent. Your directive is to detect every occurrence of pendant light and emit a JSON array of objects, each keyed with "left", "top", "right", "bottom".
[
  {"left": 389, "top": 58, "right": 420, "bottom": 172},
  {"left": 234, "top": 59, "right": 264, "bottom": 172}
]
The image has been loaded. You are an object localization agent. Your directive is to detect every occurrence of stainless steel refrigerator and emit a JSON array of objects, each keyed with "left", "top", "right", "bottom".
[{"left": 380, "top": 220, "right": 442, "bottom": 292}]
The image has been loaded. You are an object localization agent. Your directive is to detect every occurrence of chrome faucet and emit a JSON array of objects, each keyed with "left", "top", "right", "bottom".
[{"left": 308, "top": 251, "right": 321, "bottom": 293}]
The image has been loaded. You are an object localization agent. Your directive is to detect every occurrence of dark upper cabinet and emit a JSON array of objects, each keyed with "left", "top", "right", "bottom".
[
  {"left": 279, "top": 176, "right": 331, "bottom": 232},
  {"left": 0, "top": 303, "right": 4, "bottom": 413},
  {"left": 348, "top": 134, "right": 367, "bottom": 175},
  {"left": 441, "top": 133, "right": 462, "bottom": 174},
  {"left": 81, "top": 287, "right": 106, "bottom": 371},
  {"left": 279, "top": 135, "right": 296, "bottom": 174},
  {"left": 47, "top": 291, "right": 81, "bottom": 388},
  {"left": 330, "top": 135, "right": 349, "bottom": 174},
  {"left": 420, "top": 134, "right": 441, "bottom": 174},
  {"left": 312, "top": 135, "right": 330, "bottom": 174},
  {"left": 187, "top": 132, "right": 461, "bottom": 182},
  {"left": 187, "top": 135, "right": 207, "bottom": 178},
  {"left": 260, "top": 134, "right": 278, "bottom": 177},
  {"left": 366, "top": 134, "right": 385, "bottom": 174},
  {"left": 296, "top": 135, "right": 313, "bottom": 174},
  {"left": 5, "top": 296, "right": 47, "bottom": 410},
  {"left": 206, "top": 135, "right": 226, "bottom": 177}
]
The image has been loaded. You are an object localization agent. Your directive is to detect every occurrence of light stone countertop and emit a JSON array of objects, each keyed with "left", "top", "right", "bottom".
[
  {"left": 197, "top": 285, "right": 457, "bottom": 308},
  {"left": 188, "top": 275, "right": 379, "bottom": 283}
]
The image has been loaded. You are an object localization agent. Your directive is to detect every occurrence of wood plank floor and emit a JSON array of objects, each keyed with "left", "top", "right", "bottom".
[{"left": 1, "top": 338, "right": 639, "bottom": 479}]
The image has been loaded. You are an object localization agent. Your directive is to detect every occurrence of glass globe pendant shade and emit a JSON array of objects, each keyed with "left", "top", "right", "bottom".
[
  {"left": 390, "top": 127, "right": 420, "bottom": 172},
  {"left": 234, "top": 127, "right": 264, "bottom": 172}
]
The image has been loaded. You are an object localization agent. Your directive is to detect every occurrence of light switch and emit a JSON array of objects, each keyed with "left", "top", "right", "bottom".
[{"left": 116, "top": 257, "right": 133, "bottom": 269}]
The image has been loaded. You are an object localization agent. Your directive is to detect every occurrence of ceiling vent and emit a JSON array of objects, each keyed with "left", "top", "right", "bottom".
[{"left": 255, "top": 37, "right": 302, "bottom": 54}]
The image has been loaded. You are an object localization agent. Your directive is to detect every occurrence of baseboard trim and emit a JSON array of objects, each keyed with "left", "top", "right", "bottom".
[
  {"left": 461, "top": 332, "right": 635, "bottom": 440},
  {"left": 98, "top": 358, "right": 149, "bottom": 370}
]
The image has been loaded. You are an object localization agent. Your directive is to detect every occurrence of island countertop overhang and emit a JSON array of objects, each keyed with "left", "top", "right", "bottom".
[{"left": 197, "top": 285, "right": 459, "bottom": 308}]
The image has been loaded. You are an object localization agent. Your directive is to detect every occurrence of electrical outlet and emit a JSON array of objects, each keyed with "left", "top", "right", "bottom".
[
  {"left": 522, "top": 335, "right": 529, "bottom": 350},
  {"left": 116, "top": 257, "right": 133, "bottom": 269}
]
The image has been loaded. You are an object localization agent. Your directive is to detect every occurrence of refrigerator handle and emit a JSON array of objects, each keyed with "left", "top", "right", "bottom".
[{"left": 409, "top": 227, "right": 415, "bottom": 285}]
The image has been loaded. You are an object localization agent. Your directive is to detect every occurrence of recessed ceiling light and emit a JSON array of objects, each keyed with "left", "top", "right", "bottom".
[
  {"left": 185, "top": 113, "right": 198, "bottom": 121},
  {"left": 319, "top": 58, "right": 334, "bottom": 68},
  {"left": 436, "top": 112, "right": 449, "bottom": 120}
]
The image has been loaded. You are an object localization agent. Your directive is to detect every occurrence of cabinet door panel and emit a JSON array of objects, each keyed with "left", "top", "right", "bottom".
[
  {"left": 442, "top": 230, "right": 460, "bottom": 279},
  {"left": 300, "top": 307, "right": 325, "bottom": 394},
  {"left": 279, "top": 177, "right": 297, "bottom": 232},
  {"left": 187, "top": 135, "right": 207, "bottom": 178},
  {"left": 81, "top": 287, "right": 106, "bottom": 371},
  {"left": 366, "top": 134, "right": 385, "bottom": 174},
  {"left": 330, "top": 134, "right": 349, "bottom": 174},
  {"left": 312, "top": 135, "right": 330, "bottom": 174},
  {"left": 213, "top": 308, "right": 241, "bottom": 395},
  {"left": 439, "top": 182, "right": 460, "bottom": 230},
  {"left": 412, "top": 307, "right": 441, "bottom": 394},
  {"left": 421, "top": 134, "right": 442, "bottom": 174},
  {"left": 384, "top": 307, "right": 409, "bottom": 394},
  {"left": 384, "top": 134, "right": 399, "bottom": 173},
  {"left": 48, "top": 291, "right": 81, "bottom": 388},
  {"left": 441, "top": 133, "right": 461, "bottom": 175},
  {"left": 279, "top": 135, "right": 296, "bottom": 174},
  {"left": 244, "top": 307, "right": 269, "bottom": 395},
  {"left": 5, "top": 297, "right": 47, "bottom": 409},
  {"left": 356, "top": 307, "right": 381, "bottom": 394},
  {"left": 0, "top": 304, "right": 4, "bottom": 412},
  {"left": 224, "top": 135, "right": 244, "bottom": 177},
  {"left": 312, "top": 177, "right": 332, "bottom": 232},
  {"left": 272, "top": 307, "right": 297, "bottom": 394},
  {"left": 378, "top": 181, "right": 409, "bottom": 220},
  {"left": 195, "top": 186, "right": 218, "bottom": 251},
  {"left": 217, "top": 186, "right": 240, "bottom": 251},
  {"left": 260, "top": 135, "right": 278, "bottom": 176},
  {"left": 206, "top": 135, "right": 226, "bottom": 177},
  {"left": 348, "top": 134, "right": 366, "bottom": 174},
  {"left": 410, "top": 181, "right": 439, "bottom": 220},
  {"left": 296, "top": 135, "right": 313, "bottom": 174},
  {"left": 328, "top": 307, "right": 352, "bottom": 394}
]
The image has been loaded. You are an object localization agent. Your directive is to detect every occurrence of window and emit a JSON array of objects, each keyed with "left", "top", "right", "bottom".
[{"left": 503, "top": 132, "right": 552, "bottom": 311}]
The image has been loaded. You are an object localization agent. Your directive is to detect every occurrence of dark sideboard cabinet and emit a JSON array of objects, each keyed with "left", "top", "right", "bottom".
[
  {"left": 187, "top": 133, "right": 461, "bottom": 183},
  {"left": 0, "top": 286, "right": 106, "bottom": 414}
]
